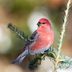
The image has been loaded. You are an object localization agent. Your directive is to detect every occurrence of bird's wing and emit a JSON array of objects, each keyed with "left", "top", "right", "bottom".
[
  {"left": 24, "top": 31, "right": 39, "bottom": 48},
  {"left": 30, "top": 31, "right": 39, "bottom": 41}
]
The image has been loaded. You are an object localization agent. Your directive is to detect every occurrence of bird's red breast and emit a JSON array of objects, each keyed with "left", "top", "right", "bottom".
[{"left": 30, "top": 24, "right": 54, "bottom": 53}]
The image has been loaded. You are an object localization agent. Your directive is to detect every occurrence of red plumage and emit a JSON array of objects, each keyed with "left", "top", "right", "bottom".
[{"left": 12, "top": 18, "right": 54, "bottom": 64}]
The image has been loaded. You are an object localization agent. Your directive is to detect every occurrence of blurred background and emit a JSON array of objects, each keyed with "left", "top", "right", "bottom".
[{"left": 0, "top": 0, "right": 72, "bottom": 72}]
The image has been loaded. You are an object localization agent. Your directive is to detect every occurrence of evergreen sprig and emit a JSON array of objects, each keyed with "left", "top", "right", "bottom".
[{"left": 8, "top": 23, "right": 28, "bottom": 41}]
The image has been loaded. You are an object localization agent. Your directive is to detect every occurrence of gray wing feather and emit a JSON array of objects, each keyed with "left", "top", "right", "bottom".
[{"left": 24, "top": 31, "right": 39, "bottom": 48}]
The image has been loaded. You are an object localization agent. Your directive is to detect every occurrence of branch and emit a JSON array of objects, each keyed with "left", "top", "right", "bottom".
[{"left": 8, "top": 23, "right": 28, "bottom": 41}]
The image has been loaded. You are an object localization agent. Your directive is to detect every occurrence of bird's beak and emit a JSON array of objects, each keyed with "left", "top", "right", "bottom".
[{"left": 37, "top": 22, "right": 41, "bottom": 27}]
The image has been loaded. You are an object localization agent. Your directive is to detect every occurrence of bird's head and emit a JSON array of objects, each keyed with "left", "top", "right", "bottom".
[{"left": 37, "top": 18, "right": 51, "bottom": 27}]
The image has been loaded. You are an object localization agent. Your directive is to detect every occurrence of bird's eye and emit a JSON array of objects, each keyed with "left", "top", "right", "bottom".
[
  {"left": 38, "top": 22, "right": 41, "bottom": 24},
  {"left": 42, "top": 23, "right": 45, "bottom": 24}
]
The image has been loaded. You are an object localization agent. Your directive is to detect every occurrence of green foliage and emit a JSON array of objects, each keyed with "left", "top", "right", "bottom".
[
  {"left": 29, "top": 47, "right": 72, "bottom": 69},
  {"left": 8, "top": 23, "right": 28, "bottom": 41},
  {"left": 4, "top": 0, "right": 36, "bottom": 15}
]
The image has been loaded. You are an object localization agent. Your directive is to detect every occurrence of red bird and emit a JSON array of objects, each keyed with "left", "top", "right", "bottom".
[{"left": 12, "top": 18, "right": 54, "bottom": 64}]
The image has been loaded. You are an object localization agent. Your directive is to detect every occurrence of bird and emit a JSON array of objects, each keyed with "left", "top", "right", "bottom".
[{"left": 12, "top": 18, "right": 54, "bottom": 64}]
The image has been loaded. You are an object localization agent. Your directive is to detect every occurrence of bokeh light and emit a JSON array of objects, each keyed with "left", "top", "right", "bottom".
[
  {"left": 28, "top": 8, "right": 50, "bottom": 32},
  {"left": 0, "top": 24, "right": 12, "bottom": 54}
]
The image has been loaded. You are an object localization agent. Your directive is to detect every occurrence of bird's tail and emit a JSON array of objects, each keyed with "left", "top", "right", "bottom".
[{"left": 12, "top": 49, "right": 28, "bottom": 64}]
